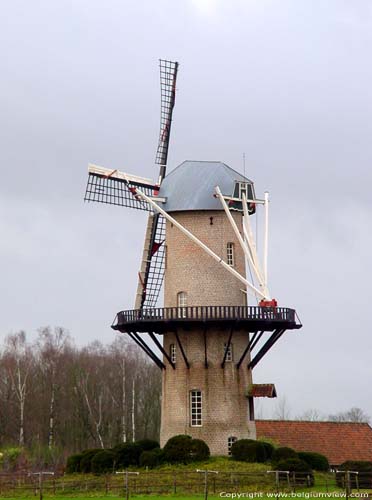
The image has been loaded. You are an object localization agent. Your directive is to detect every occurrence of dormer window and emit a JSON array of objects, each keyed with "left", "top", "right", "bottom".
[{"left": 233, "top": 181, "right": 254, "bottom": 201}]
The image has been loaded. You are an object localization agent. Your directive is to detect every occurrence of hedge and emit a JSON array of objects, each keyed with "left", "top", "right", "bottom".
[
  {"left": 275, "top": 458, "right": 314, "bottom": 486},
  {"left": 163, "top": 435, "right": 210, "bottom": 464},
  {"left": 231, "top": 439, "right": 272, "bottom": 463},
  {"left": 297, "top": 451, "right": 329, "bottom": 471},
  {"left": 272, "top": 447, "right": 298, "bottom": 464},
  {"left": 91, "top": 450, "right": 115, "bottom": 474},
  {"left": 66, "top": 453, "right": 84, "bottom": 473},
  {"left": 113, "top": 443, "right": 142, "bottom": 468},
  {"left": 79, "top": 449, "right": 101, "bottom": 473},
  {"left": 139, "top": 448, "right": 165, "bottom": 468},
  {"left": 336, "top": 461, "right": 372, "bottom": 488}
]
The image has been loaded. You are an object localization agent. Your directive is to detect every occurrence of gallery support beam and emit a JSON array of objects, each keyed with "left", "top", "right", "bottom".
[
  {"left": 248, "top": 329, "right": 285, "bottom": 369},
  {"left": 148, "top": 332, "right": 176, "bottom": 369},
  {"left": 127, "top": 332, "right": 165, "bottom": 370},
  {"left": 174, "top": 330, "right": 190, "bottom": 369},
  {"left": 221, "top": 326, "right": 234, "bottom": 368}
]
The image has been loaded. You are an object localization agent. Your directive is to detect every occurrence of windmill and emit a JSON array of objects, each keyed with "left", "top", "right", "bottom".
[{"left": 84, "top": 60, "right": 302, "bottom": 455}]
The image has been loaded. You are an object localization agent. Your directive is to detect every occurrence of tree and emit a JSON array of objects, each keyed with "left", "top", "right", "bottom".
[
  {"left": 273, "top": 396, "right": 291, "bottom": 420},
  {"left": 3, "top": 332, "right": 34, "bottom": 446},
  {"left": 329, "top": 407, "right": 370, "bottom": 423},
  {"left": 296, "top": 409, "right": 323, "bottom": 421},
  {"left": 36, "top": 326, "right": 71, "bottom": 448}
]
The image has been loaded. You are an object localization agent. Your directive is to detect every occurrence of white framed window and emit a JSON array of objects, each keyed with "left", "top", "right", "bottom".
[
  {"left": 228, "top": 436, "right": 237, "bottom": 456},
  {"left": 227, "top": 242, "right": 235, "bottom": 267},
  {"left": 190, "top": 390, "right": 202, "bottom": 427},
  {"left": 177, "top": 291, "right": 187, "bottom": 318},
  {"left": 170, "top": 343, "right": 176, "bottom": 364},
  {"left": 224, "top": 342, "right": 233, "bottom": 362}
]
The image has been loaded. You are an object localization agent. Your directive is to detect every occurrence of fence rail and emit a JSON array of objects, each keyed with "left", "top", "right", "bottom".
[{"left": 0, "top": 470, "right": 371, "bottom": 498}]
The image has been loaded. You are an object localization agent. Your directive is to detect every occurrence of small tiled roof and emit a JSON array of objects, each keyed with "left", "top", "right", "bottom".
[
  {"left": 256, "top": 420, "right": 372, "bottom": 466},
  {"left": 248, "top": 384, "right": 277, "bottom": 398}
]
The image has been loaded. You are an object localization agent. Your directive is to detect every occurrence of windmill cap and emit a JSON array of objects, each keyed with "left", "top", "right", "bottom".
[{"left": 159, "top": 160, "right": 254, "bottom": 212}]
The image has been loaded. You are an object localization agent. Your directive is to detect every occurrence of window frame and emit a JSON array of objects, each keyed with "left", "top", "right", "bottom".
[
  {"left": 226, "top": 242, "right": 235, "bottom": 267},
  {"left": 224, "top": 342, "right": 233, "bottom": 362},
  {"left": 170, "top": 343, "right": 176, "bottom": 364},
  {"left": 177, "top": 291, "right": 187, "bottom": 318},
  {"left": 190, "top": 390, "right": 202, "bottom": 427},
  {"left": 228, "top": 436, "right": 238, "bottom": 456}
]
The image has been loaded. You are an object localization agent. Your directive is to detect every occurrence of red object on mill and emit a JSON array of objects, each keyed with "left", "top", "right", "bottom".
[{"left": 259, "top": 299, "right": 278, "bottom": 307}]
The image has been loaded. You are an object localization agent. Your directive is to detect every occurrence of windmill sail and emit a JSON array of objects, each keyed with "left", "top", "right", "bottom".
[
  {"left": 135, "top": 213, "right": 166, "bottom": 309},
  {"left": 155, "top": 59, "right": 179, "bottom": 183},
  {"left": 84, "top": 164, "right": 156, "bottom": 212}
]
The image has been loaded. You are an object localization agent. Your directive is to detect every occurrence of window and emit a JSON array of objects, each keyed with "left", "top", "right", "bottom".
[
  {"left": 190, "top": 390, "right": 202, "bottom": 426},
  {"left": 227, "top": 242, "right": 235, "bottom": 267},
  {"left": 170, "top": 343, "right": 176, "bottom": 364},
  {"left": 224, "top": 342, "right": 233, "bottom": 362},
  {"left": 233, "top": 181, "right": 254, "bottom": 201},
  {"left": 228, "top": 436, "right": 237, "bottom": 456},
  {"left": 177, "top": 291, "right": 187, "bottom": 318}
]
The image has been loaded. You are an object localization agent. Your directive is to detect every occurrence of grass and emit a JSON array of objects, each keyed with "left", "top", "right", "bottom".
[{"left": 0, "top": 458, "right": 355, "bottom": 499}]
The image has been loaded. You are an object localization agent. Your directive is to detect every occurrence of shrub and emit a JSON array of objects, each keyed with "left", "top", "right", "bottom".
[
  {"left": 337, "top": 461, "right": 372, "bottom": 488},
  {"left": 66, "top": 453, "right": 84, "bottom": 473},
  {"left": 163, "top": 435, "right": 193, "bottom": 464},
  {"left": 231, "top": 439, "right": 269, "bottom": 463},
  {"left": 272, "top": 447, "right": 298, "bottom": 464},
  {"left": 260, "top": 441, "right": 275, "bottom": 460},
  {"left": 91, "top": 450, "right": 115, "bottom": 474},
  {"left": 136, "top": 439, "right": 160, "bottom": 453},
  {"left": 275, "top": 458, "right": 314, "bottom": 486},
  {"left": 113, "top": 443, "right": 142, "bottom": 468},
  {"left": 139, "top": 448, "right": 165, "bottom": 468},
  {"left": 163, "top": 435, "right": 210, "bottom": 464},
  {"left": 298, "top": 451, "right": 329, "bottom": 471},
  {"left": 80, "top": 449, "right": 101, "bottom": 473},
  {"left": 190, "top": 439, "right": 210, "bottom": 461}
]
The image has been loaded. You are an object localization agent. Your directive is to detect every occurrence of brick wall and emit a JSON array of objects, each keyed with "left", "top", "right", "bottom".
[
  {"left": 160, "top": 209, "right": 256, "bottom": 455},
  {"left": 164, "top": 210, "right": 247, "bottom": 307}
]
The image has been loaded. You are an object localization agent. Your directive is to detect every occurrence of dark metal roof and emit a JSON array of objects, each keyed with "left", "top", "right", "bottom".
[{"left": 159, "top": 160, "right": 253, "bottom": 212}]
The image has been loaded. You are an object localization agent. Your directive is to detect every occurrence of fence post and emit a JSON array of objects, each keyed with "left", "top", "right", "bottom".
[
  {"left": 173, "top": 471, "right": 177, "bottom": 494},
  {"left": 116, "top": 470, "right": 139, "bottom": 500},
  {"left": 346, "top": 471, "right": 350, "bottom": 500},
  {"left": 196, "top": 469, "right": 218, "bottom": 500}
]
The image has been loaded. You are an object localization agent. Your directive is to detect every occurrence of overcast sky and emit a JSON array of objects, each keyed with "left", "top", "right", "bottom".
[{"left": 1, "top": 0, "right": 371, "bottom": 419}]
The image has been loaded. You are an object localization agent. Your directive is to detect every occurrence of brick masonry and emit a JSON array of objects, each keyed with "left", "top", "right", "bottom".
[{"left": 160, "top": 210, "right": 257, "bottom": 455}]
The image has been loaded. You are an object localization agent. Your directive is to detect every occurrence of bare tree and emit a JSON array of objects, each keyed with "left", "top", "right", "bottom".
[
  {"left": 296, "top": 408, "right": 323, "bottom": 421},
  {"left": 329, "top": 407, "right": 370, "bottom": 423},
  {"left": 273, "top": 396, "right": 291, "bottom": 420},
  {"left": 3, "top": 332, "right": 34, "bottom": 446},
  {"left": 36, "top": 326, "right": 71, "bottom": 449}
]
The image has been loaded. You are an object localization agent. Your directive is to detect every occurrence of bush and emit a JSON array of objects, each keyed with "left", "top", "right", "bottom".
[
  {"left": 136, "top": 439, "right": 160, "bottom": 453},
  {"left": 139, "top": 448, "right": 165, "bottom": 468},
  {"left": 337, "top": 461, "right": 372, "bottom": 488},
  {"left": 275, "top": 458, "right": 314, "bottom": 486},
  {"left": 298, "top": 451, "right": 329, "bottom": 471},
  {"left": 163, "top": 435, "right": 193, "bottom": 464},
  {"left": 66, "top": 453, "right": 84, "bottom": 473},
  {"left": 80, "top": 449, "right": 101, "bottom": 473},
  {"left": 260, "top": 441, "right": 275, "bottom": 460},
  {"left": 91, "top": 450, "right": 115, "bottom": 474},
  {"left": 231, "top": 439, "right": 269, "bottom": 463},
  {"left": 113, "top": 443, "right": 142, "bottom": 468},
  {"left": 190, "top": 439, "right": 210, "bottom": 461},
  {"left": 272, "top": 447, "right": 298, "bottom": 464}
]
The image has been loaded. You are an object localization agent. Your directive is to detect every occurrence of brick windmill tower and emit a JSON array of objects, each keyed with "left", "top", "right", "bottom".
[{"left": 84, "top": 60, "right": 301, "bottom": 455}]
